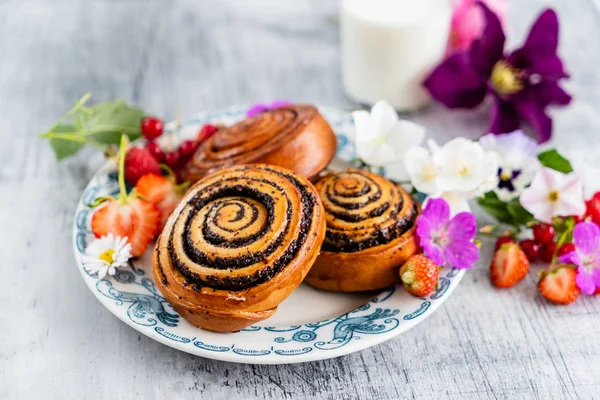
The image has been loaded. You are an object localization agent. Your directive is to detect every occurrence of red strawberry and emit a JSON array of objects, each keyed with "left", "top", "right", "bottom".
[
  {"left": 91, "top": 197, "right": 160, "bottom": 257},
  {"left": 124, "top": 147, "right": 161, "bottom": 185},
  {"left": 136, "top": 173, "right": 187, "bottom": 227},
  {"left": 538, "top": 265, "right": 580, "bottom": 305},
  {"left": 90, "top": 136, "right": 160, "bottom": 257},
  {"left": 399, "top": 254, "right": 439, "bottom": 297},
  {"left": 490, "top": 243, "right": 529, "bottom": 288}
]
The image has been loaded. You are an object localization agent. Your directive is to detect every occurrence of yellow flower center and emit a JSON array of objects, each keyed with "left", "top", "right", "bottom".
[
  {"left": 453, "top": 159, "right": 471, "bottom": 177},
  {"left": 548, "top": 190, "right": 560, "bottom": 203},
  {"left": 491, "top": 61, "right": 523, "bottom": 96},
  {"left": 375, "top": 135, "right": 386, "bottom": 145},
  {"left": 422, "top": 163, "right": 438, "bottom": 181},
  {"left": 99, "top": 249, "right": 115, "bottom": 264},
  {"left": 500, "top": 171, "right": 511, "bottom": 181}
]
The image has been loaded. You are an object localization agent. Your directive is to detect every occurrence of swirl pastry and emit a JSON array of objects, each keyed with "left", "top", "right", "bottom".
[
  {"left": 305, "top": 169, "right": 420, "bottom": 292},
  {"left": 153, "top": 164, "right": 326, "bottom": 332},
  {"left": 183, "top": 105, "right": 337, "bottom": 182}
]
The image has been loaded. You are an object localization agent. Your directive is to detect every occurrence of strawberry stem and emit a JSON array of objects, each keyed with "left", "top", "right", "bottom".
[{"left": 118, "top": 135, "right": 129, "bottom": 204}]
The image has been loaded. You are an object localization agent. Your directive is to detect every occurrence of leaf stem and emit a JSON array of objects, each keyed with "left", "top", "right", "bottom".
[
  {"left": 43, "top": 93, "right": 92, "bottom": 135},
  {"left": 41, "top": 125, "right": 140, "bottom": 138},
  {"left": 118, "top": 135, "right": 129, "bottom": 203},
  {"left": 39, "top": 132, "right": 107, "bottom": 152}
]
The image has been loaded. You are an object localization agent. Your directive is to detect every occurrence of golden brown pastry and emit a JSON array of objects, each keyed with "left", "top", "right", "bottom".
[
  {"left": 153, "top": 164, "right": 326, "bottom": 332},
  {"left": 183, "top": 105, "right": 337, "bottom": 182},
  {"left": 305, "top": 169, "right": 420, "bottom": 292}
]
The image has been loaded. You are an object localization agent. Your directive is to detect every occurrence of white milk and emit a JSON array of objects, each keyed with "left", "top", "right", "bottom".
[{"left": 340, "top": 0, "right": 451, "bottom": 111}]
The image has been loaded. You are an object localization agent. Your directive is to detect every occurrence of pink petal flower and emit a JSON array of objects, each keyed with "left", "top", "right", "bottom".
[
  {"left": 593, "top": 269, "right": 600, "bottom": 288},
  {"left": 450, "top": 0, "right": 507, "bottom": 53},
  {"left": 416, "top": 197, "right": 479, "bottom": 269},
  {"left": 520, "top": 168, "right": 585, "bottom": 223},
  {"left": 559, "top": 222, "right": 600, "bottom": 295},
  {"left": 446, "top": 212, "right": 477, "bottom": 241},
  {"left": 572, "top": 222, "right": 600, "bottom": 257},
  {"left": 559, "top": 250, "right": 582, "bottom": 268},
  {"left": 423, "top": 241, "right": 445, "bottom": 266},
  {"left": 444, "top": 239, "right": 479, "bottom": 269},
  {"left": 247, "top": 100, "right": 291, "bottom": 117},
  {"left": 576, "top": 266, "right": 596, "bottom": 295},
  {"left": 422, "top": 198, "right": 450, "bottom": 232}
]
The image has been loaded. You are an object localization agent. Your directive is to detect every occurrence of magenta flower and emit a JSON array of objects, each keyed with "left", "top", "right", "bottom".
[
  {"left": 449, "top": 0, "right": 507, "bottom": 52},
  {"left": 559, "top": 222, "right": 600, "bottom": 295},
  {"left": 424, "top": 3, "right": 571, "bottom": 143},
  {"left": 416, "top": 198, "right": 479, "bottom": 269},
  {"left": 247, "top": 100, "right": 292, "bottom": 117}
]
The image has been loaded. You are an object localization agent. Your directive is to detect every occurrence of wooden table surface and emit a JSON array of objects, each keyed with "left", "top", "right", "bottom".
[{"left": 2, "top": 0, "right": 600, "bottom": 399}]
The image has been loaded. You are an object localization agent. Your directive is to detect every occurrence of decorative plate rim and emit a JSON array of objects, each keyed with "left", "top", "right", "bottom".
[{"left": 71, "top": 105, "right": 465, "bottom": 364}]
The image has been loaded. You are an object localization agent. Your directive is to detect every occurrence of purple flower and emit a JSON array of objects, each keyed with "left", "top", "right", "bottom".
[
  {"left": 416, "top": 198, "right": 479, "bottom": 269},
  {"left": 424, "top": 3, "right": 571, "bottom": 143},
  {"left": 559, "top": 222, "right": 600, "bottom": 295},
  {"left": 246, "top": 100, "right": 292, "bottom": 117}
]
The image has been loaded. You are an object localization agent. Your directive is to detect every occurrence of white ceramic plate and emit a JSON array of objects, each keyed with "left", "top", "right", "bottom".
[{"left": 72, "top": 106, "right": 465, "bottom": 364}]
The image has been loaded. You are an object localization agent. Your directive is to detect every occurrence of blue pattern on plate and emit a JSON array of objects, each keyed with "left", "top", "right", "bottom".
[{"left": 73, "top": 106, "right": 463, "bottom": 358}]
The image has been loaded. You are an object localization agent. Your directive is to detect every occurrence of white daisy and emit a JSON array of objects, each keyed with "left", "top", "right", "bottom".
[{"left": 82, "top": 234, "right": 132, "bottom": 279}]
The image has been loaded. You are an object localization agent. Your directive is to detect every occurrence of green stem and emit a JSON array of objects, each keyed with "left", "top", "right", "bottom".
[
  {"left": 550, "top": 225, "right": 574, "bottom": 267},
  {"left": 43, "top": 93, "right": 91, "bottom": 134},
  {"left": 41, "top": 125, "right": 140, "bottom": 138},
  {"left": 39, "top": 132, "right": 107, "bottom": 152},
  {"left": 118, "top": 135, "right": 128, "bottom": 203}
]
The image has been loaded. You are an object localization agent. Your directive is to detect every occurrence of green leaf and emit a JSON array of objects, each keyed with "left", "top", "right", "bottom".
[
  {"left": 48, "top": 125, "right": 85, "bottom": 160},
  {"left": 478, "top": 191, "right": 534, "bottom": 227},
  {"left": 506, "top": 200, "right": 534, "bottom": 226},
  {"left": 477, "top": 192, "right": 513, "bottom": 224},
  {"left": 73, "top": 100, "right": 145, "bottom": 144},
  {"left": 538, "top": 149, "right": 573, "bottom": 173}
]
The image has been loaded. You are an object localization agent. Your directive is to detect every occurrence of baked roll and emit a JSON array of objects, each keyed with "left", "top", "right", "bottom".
[
  {"left": 153, "top": 164, "right": 326, "bottom": 332},
  {"left": 305, "top": 169, "right": 420, "bottom": 292},
  {"left": 183, "top": 105, "right": 337, "bottom": 182}
]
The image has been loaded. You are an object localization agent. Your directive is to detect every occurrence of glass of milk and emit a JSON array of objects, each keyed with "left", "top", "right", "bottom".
[{"left": 340, "top": 0, "right": 452, "bottom": 112}]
